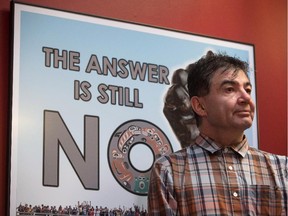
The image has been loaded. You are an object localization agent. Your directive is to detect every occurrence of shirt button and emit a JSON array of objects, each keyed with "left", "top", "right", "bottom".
[
  {"left": 228, "top": 166, "right": 233, "bottom": 171},
  {"left": 233, "top": 192, "right": 238, "bottom": 197},
  {"left": 223, "top": 148, "right": 229, "bottom": 153}
]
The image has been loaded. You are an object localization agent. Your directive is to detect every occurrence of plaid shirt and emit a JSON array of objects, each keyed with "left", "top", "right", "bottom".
[{"left": 148, "top": 134, "right": 288, "bottom": 215}]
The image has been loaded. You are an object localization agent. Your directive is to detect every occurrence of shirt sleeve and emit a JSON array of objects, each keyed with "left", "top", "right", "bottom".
[{"left": 147, "top": 156, "right": 178, "bottom": 215}]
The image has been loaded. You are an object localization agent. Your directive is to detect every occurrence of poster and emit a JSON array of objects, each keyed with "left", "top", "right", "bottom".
[{"left": 9, "top": 3, "right": 258, "bottom": 215}]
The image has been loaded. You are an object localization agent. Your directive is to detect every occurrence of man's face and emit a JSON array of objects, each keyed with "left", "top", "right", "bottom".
[{"left": 201, "top": 69, "right": 255, "bottom": 132}]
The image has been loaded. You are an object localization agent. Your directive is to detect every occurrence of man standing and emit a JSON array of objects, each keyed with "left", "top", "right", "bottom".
[{"left": 148, "top": 51, "right": 288, "bottom": 215}]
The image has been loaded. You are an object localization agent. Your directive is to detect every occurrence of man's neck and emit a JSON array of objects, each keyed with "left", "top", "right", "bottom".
[{"left": 199, "top": 127, "right": 245, "bottom": 148}]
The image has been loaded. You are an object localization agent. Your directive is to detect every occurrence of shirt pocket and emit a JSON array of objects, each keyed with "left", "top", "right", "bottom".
[{"left": 244, "top": 184, "right": 287, "bottom": 216}]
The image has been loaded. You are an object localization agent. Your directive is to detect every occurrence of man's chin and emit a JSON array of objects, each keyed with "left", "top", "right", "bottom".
[
  {"left": 242, "top": 121, "right": 253, "bottom": 130},
  {"left": 235, "top": 118, "right": 253, "bottom": 130}
]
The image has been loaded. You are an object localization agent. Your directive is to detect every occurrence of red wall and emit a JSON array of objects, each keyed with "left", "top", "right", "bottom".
[{"left": 0, "top": 0, "right": 287, "bottom": 214}]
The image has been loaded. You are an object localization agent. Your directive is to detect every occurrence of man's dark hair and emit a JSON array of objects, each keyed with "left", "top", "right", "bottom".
[{"left": 187, "top": 51, "right": 250, "bottom": 125}]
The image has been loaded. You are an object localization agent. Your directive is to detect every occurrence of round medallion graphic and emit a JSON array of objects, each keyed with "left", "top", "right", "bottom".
[{"left": 108, "top": 119, "right": 173, "bottom": 196}]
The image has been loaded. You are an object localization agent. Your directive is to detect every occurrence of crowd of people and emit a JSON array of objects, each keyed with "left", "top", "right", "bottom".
[{"left": 16, "top": 202, "right": 148, "bottom": 216}]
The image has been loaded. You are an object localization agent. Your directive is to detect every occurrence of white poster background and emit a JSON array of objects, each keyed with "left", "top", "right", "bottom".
[{"left": 10, "top": 3, "right": 258, "bottom": 215}]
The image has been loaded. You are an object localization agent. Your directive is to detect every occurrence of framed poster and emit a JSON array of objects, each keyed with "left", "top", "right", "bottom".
[{"left": 9, "top": 2, "right": 258, "bottom": 215}]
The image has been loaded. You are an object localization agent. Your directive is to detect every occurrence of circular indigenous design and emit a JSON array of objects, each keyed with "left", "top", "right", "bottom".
[{"left": 108, "top": 119, "right": 173, "bottom": 196}]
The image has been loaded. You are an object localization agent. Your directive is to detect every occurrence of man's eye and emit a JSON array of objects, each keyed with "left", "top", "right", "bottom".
[
  {"left": 246, "top": 88, "right": 252, "bottom": 95},
  {"left": 225, "top": 87, "right": 234, "bottom": 93}
]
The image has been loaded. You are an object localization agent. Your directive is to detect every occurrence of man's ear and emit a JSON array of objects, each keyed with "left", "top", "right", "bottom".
[{"left": 191, "top": 96, "right": 207, "bottom": 116}]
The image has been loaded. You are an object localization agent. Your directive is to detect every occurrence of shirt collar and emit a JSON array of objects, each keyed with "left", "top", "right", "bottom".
[{"left": 195, "top": 133, "right": 249, "bottom": 158}]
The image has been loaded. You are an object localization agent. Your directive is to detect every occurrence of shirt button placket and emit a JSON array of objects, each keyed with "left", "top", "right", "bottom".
[{"left": 223, "top": 148, "right": 241, "bottom": 213}]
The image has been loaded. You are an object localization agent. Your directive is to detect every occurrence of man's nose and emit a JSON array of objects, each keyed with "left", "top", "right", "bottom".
[{"left": 238, "top": 89, "right": 252, "bottom": 104}]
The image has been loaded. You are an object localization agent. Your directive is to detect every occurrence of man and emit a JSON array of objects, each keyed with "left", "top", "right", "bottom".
[{"left": 147, "top": 51, "right": 288, "bottom": 215}]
